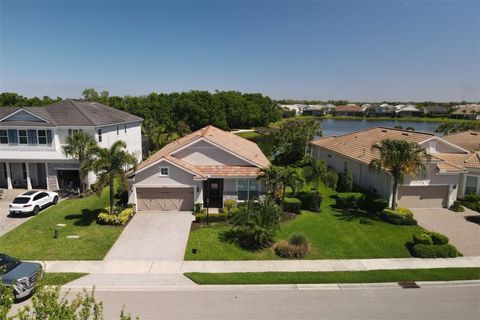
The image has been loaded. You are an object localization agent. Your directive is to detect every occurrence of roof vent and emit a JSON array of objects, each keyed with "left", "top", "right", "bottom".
[
  {"left": 471, "top": 132, "right": 478, "bottom": 136},
  {"left": 401, "top": 133, "right": 409, "bottom": 136},
  {"left": 381, "top": 129, "right": 388, "bottom": 133}
]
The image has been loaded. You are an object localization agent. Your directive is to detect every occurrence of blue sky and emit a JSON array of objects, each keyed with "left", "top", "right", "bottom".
[{"left": 1, "top": 1, "right": 478, "bottom": 101}]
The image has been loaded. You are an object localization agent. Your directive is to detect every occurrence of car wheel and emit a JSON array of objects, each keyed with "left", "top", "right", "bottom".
[
  {"left": 33, "top": 206, "right": 40, "bottom": 215},
  {"left": 52, "top": 196, "right": 58, "bottom": 205}
]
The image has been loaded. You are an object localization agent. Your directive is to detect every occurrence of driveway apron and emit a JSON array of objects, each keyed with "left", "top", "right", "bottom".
[{"left": 105, "top": 211, "right": 194, "bottom": 261}]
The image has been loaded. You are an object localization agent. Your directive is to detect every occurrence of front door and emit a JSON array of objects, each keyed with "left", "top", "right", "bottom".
[{"left": 204, "top": 179, "right": 223, "bottom": 208}]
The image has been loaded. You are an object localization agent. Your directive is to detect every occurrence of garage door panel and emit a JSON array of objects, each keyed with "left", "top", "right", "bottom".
[
  {"left": 137, "top": 188, "right": 194, "bottom": 211},
  {"left": 397, "top": 186, "right": 448, "bottom": 208}
]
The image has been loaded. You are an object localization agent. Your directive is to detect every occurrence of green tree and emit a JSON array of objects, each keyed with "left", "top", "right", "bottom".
[
  {"left": 272, "top": 118, "right": 321, "bottom": 165},
  {"left": 257, "top": 165, "right": 284, "bottom": 202},
  {"left": 62, "top": 131, "right": 98, "bottom": 195},
  {"left": 92, "top": 141, "right": 138, "bottom": 214},
  {"left": 303, "top": 159, "right": 327, "bottom": 211},
  {"left": 279, "top": 167, "right": 303, "bottom": 207},
  {"left": 337, "top": 165, "right": 353, "bottom": 192},
  {"left": 231, "top": 198, "right": 283, "bottom": 249},
  {"left": 370, "top": 139, "right": 428, "bottom": 210}
]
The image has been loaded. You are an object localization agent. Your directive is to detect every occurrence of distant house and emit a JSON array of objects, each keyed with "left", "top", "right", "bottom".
[
  {"left": 395, "top": 105, "right": 422, "bottom": 117},
  {"left": 370, "top": 103, "right": 396, "bottom": 117},
  {"left": 279, "top": 104, "right": 306, "bottom": 115},
  {"left": 311, "top": 127, "right": 480, "bottom": 208},
  {"left": 423, "top": 105, "right": 449, "bottom": 117},
  {"left": 334, "top": 104, "right": 363, "bottom": 117},
  {"left": 450, "top": 105, "right": 480, "bottom": 120},
  {"left": 302, "top": 104, "right": 335, "bottom": 116}
]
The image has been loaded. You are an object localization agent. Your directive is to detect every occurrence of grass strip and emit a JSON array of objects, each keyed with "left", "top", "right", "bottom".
[
  {"left": 43, "top": 273, "right": 88, "bottom": 285},
  {"left": 185, "top": 268, "right": 480, "bottom": 285}
]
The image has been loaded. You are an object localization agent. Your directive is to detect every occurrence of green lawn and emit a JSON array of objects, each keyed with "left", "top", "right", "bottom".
[
  {"left": 43, "top": 273, "right": 88, "bottom": 285},
  {"left": 234, "top": 131, "right": 263, "bottom": 140},
  {"left": 185, "top": 184, "right": 424, "bottom": 260},
  {"left": 0, "top": 188, "right": 124, "bottom": 260},
  {"left": 185, "top": 268, "right": 480, "bottom": 285}
]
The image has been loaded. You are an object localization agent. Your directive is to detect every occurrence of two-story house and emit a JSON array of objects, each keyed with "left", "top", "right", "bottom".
[{"left": 0, "top": 100, "right": 143, "bottom": 191}]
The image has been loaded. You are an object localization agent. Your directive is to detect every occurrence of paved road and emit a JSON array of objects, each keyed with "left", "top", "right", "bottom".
[
  {"left": 14, "top": 283, "right": 480, "bottom": 320},
  {"left": 413, "top": 208, "right": 480, "bottom": 256},
  {"left": 105, "top": 211, "right": 194, "bottom": 261}
]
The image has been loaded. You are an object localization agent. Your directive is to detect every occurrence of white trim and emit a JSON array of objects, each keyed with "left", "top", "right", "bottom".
[
  {"left": 419, "top": 136, "right": 470, "bottom": 154},
  {"left": 0, "top": 108, "right": 49, "bottom": 123},
  {"left": 133, "top": 184, "right": 196, "bottom": 188},
  {"left": 171, "top": 137, "right": 263, "bottom": 168},
  {"left": 131, "top": 157, "right": 201, "bottom": 178},
  {"left": 463, "top": 174, "right": 480, "bottom": 195}
]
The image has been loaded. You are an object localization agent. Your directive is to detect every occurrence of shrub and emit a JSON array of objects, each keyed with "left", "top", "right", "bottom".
[
  {"left": 336, "top": 193, "right": 365, "bottom": 210},
  {"left": 323, "top": 171, "right": 338, "bottom": 190},
  {"left": 380, "top": 207, "right": 417, "bottom": 225},
  {"left": 427, "top": 231, "right": 449, "bottom": 245},
  {"left": 411, "top": 244, "right": 461, "bottom": 258},
  {"left": 284, "top": 197, "right": 302, "bottom": 214},
  {"left": 458, "top": 194, "right": 480, "bottom": 213},
  {"left": 362, "top": 196, "right": 389, "bottom": 213},
  {"left": 274, "top": 240, "right": 309, "bottom": 259},
  {"left": 195, "top": 213, "right": 228, "bottom": 223},
  {"left": 194, "top": 202, "right": 203, "bottom": 214},
  {"left": 413, "top": 232, "right": 433, "bottom": 245},
  {"left": 224, "top": 199, "right": 237, "bottom": 211},
  {"left": 449, "top": 201, "right": 465, "bottom": 212},
  {"left": 296, "top": 191, "right": 322, "bottom": 212},
  {"left": 289, "top": 232, "right": 308, "bottom": 246},
  {"left": 97, "top": 207, "right": 134, "bottom": 226},
  {"left": 337, "top": 168, "right": 353, "bottom": 192}
]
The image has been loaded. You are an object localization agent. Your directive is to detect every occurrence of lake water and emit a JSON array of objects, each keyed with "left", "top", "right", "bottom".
[{"left": 319, "top": 119, "right": 444, "bottom": 137}]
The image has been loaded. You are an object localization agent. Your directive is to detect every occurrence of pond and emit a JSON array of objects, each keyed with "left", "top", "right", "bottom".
[{"left": 319, "top": 119, "right": 445, "bottom": 137}]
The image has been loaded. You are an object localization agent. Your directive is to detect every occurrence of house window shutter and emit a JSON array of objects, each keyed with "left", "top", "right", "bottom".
[
  {"left": 7, "top": 129, "right": 18, "bottom": 144},
  {"left": 46, "top": 130, "right": 53, "bottom": 144},
  {"left": 27, "top": 129, "right": 37, "bottom": 144}
]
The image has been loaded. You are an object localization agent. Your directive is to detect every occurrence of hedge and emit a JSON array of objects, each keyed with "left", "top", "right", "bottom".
[
  {"left": 427, "top": 231, "right": 449, "bottom": 245},
  {"left": 97, "top": 207, "right": 134, "bottom": 226},
  {"left": 195, "top": 213, "right": 229, "bottom": 223},
  {"left": 380, "top": 207, "right": 417, "bottom": 225},
  {"left": 413, "top": 232, "right": 433, "bottom": 245},
  {"left": 411, "top": 244, "right": 461, "bottom": 258},
  {"left": 296, "top": 191, "right": 322, "bottom": 212},
  {"left": 284, "top": 197, "right": 302, "bottom": 214},
  {"left": 336, "top": 193, "right": 365, "bottom": 210},
  {"left": 362, "top": 197, "right": 389, "bottom": 213}
]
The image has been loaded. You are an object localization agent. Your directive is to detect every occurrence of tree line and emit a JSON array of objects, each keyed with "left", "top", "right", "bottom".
[{"left": 0, "top": 89, "right": 283, "bottom": 133}]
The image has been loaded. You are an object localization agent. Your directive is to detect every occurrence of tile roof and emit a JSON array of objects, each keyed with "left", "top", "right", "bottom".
[
  {"left": 311, "top": 127, "right": 433, "bottom": 165},
  {"left": 451, "top": 104, "right": 480, "bottom": 115},
  {"left": 0, "top": 100, "right": 143, "bottom": 127},
  {"left": 442, "top": 131, "right": 480, "bottom": 151},
  {"left": 133, "top": 125, "right": 270, "bottom": 177},
  {"left": 335, "top": 104, "right": 362, "bottom": 112},
  {"left": 195, "top": 166, "right": 260, "bottom": 177},
  {"left": 432, "top": 152, "right": 480, "bottom": 170}
]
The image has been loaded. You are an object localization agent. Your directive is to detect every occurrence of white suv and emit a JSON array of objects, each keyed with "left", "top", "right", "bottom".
[{"left": 9, "top": 191, "right": 59, "bottom": 215}]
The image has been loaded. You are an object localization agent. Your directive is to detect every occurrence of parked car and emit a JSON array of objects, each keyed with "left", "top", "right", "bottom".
[
  {"left": 0, "top": 253, "right": 43, "bottom": 299},
  {"left": 9, "top": 191, "right": 59, "bottom": 215}
]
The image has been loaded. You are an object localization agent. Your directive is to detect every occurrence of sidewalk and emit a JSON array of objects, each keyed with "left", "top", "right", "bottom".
[{"left": 42, "top": 256, "right": 480, "bottom": 274}]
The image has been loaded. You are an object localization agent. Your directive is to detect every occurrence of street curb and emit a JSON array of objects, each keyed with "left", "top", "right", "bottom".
[{"left": 61, "top": 280, "right": 480, "bottom": 292}]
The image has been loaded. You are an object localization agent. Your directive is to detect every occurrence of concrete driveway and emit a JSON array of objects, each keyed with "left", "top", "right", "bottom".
[
  {"left": 0, "top": 189, "right": 34, "bottom": 236},
  {"left": 412, "top": 207, "right": 480, "bottom": 256},
  {"left": 105, "top": 211, "right": 195, "bottom": 261}
]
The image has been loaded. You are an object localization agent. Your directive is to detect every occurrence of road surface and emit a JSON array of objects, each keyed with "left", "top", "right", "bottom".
[{"left": 14, "top": 283, "right": 479, "bottom": 320}]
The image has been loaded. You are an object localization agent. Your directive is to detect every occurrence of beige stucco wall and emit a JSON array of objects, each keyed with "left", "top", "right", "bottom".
[
  {"left": 173, "top": 139, "right": 251, "bottom": 166},
  {"left": 132, "top": 160, "right": 196, "bottom": 187}
]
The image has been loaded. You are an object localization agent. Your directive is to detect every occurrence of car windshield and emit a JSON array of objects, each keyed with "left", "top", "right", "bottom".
[
  {"left": 12, "top": 197, "right": 30, "bottom": 204},
  {"left": 0, "top": 254, "right": 20, "bottom": 274}
]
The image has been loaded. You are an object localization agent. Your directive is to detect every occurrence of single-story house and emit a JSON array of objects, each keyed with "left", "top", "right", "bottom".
[
  {"left": 334, "top": 104, "right": 363, "bottom": 117},
  {"left": 423, "top": 105, "right": 449, "bottom": 117},
  {"left": 395, "top": 105, "right": 422, "bottom": 117},
  {"left": 278, "top": 104, "right": 307, "bottom": 115},
  {"left": 302, "top": 105, "right": 334, "bottom": 116},
  {"left": 311, "top": 127, "right": 480, "bottom": 208},
  {"left": 442, "top": 131, "right": 480, "bottom": 152},
  {"left": 450, "top": 105, "right": 480, "bottom": 120},
  {"left": 127, "top": 125, "right": 269, "bottom": 212}
]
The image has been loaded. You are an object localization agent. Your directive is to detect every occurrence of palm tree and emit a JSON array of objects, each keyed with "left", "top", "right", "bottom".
[
  {"left": 279, "top": 167, "right": 303, "bottom": 207},
  {"left": 370, "top": 139, "right": 428, "bottom": 210},
  {"left": 257, "top": 165, "right": 284, "bottom": 201},
  {"left": 303, "top": 159, "right": 327, "bottom": 211},
  {"left": 62, "top": 131, "right": 98, "bottom": 195},
  {"left": 92, "top": 141, "right": 138, "bottom": 214}
]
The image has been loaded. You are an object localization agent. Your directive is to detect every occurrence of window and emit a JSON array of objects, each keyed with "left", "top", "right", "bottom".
[
  {"left": 18, "top": 130, "right": 28, "bottom": 144},
  {"left": 237, "top": 179, "right": 259, "bottom": 201},
  {"left": 117, "top": 126, "right": 119, "bottom": 135},
  {"left": 465, "top": 175, "right": 479, "bottom": 195},
  {"left": 0, "top": 130, "right": 8, "bottom": 144},
  {"left": 38, "top": 130, "right": 47, "bottom": 144},
  {"left": 124, "top": 124, "right": 127, "bottom": 133},
  {"left": 97, "top": 129, "right": 102, "bottom": 142},
  {"left": 159, "top": 167, "right": 169, "bottom": 177},
  {"left": 68, "top": 129, "right": 81, "bottom": 136}
]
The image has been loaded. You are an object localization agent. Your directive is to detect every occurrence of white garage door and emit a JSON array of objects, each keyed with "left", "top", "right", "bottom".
[
  {"left": 397, "top": 186, "right": 449, "bottom": 208},
  {"left": 136, "top": 187, "right": 194, "bottom": 211}
]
